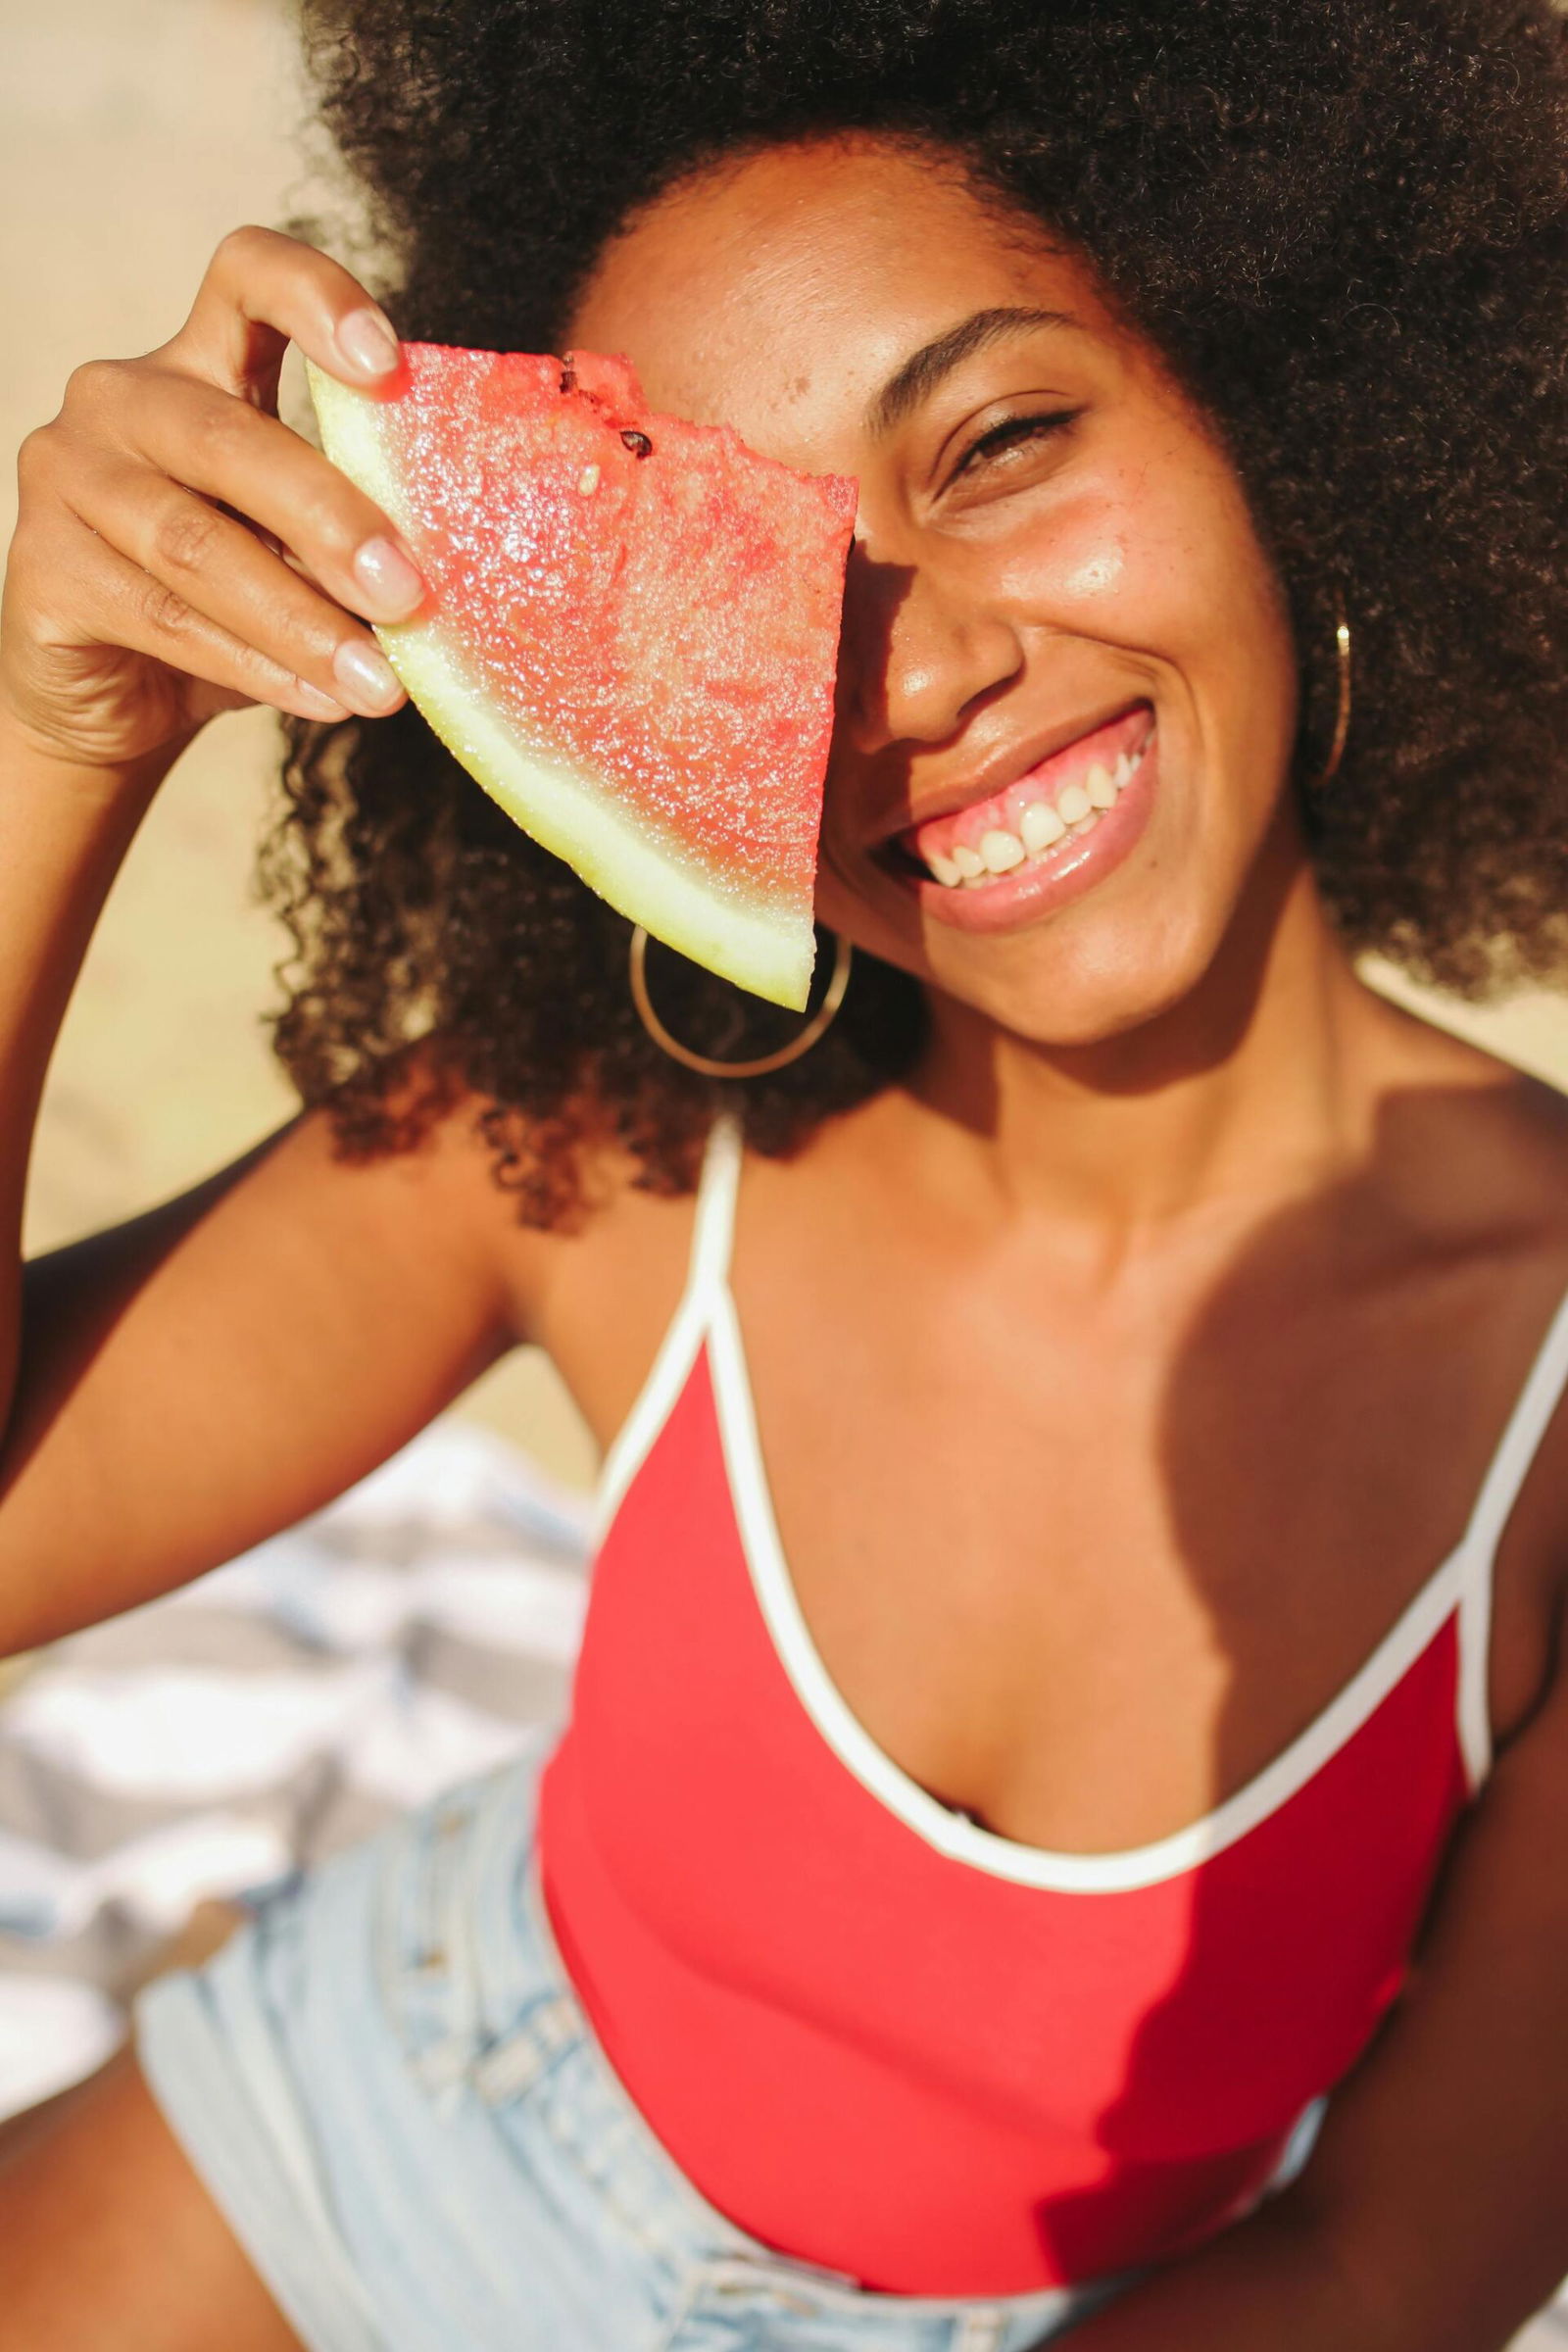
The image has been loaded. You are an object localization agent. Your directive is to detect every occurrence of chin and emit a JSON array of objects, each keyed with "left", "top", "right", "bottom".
[
  {"left": 948, "top": 960, "right": 1209, "bottom": 1054},
  {"left": 910, "top": 883, "right": 1233, "bottom": 1051}
]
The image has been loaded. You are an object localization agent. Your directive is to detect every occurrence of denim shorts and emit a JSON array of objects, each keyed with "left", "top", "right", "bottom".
[{"left": 134, "top": 1741, "right": 1136, "bottom": 2352}]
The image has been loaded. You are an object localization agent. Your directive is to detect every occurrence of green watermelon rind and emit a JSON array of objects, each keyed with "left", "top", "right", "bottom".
[{"left": 307, "top": 361, "right": 816, "bottom": 1012}]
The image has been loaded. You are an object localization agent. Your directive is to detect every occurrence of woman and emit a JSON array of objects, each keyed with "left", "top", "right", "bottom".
[{"left": 1, "top": 0, "right": 1567, "bottom": 2344}]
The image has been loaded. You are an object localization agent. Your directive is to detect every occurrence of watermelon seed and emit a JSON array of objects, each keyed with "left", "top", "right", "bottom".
[
  {"left": 620, "top": 429, "right": 654, "bottom": 459},
  {"left": 559, "top": 360, "right": 578, "bottom": 394},
  {"left": 577, "top": 464, "right": 602, "bottom": 496}
]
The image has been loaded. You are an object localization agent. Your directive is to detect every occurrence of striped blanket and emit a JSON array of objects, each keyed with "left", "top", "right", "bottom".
[{"left": 0, "top": 1420, "right": 589, "bottom": 2119}]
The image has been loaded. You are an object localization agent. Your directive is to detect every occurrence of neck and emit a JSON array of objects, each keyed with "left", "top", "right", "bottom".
[{"left": 906, "top": 844, "right": 1391, "bottom": 1240}]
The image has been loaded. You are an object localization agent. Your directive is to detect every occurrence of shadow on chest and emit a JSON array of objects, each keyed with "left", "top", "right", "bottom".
[{"left": 734, "top": 1203, "right": 1563, "bottom": 1849}]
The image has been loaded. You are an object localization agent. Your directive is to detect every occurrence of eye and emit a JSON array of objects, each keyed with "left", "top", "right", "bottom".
[{"left": 948, "top": 407, "right": 1082, "bottom": 485}]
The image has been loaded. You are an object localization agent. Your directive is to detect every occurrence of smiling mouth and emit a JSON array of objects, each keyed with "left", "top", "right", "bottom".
[{"left": 881, "top": 703, "right": 1155, "bottom": 890}]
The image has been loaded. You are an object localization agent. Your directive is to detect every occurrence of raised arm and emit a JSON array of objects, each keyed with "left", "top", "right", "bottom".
[{"left": 0, "top": 230, "right": 535, "bottom": 1654}]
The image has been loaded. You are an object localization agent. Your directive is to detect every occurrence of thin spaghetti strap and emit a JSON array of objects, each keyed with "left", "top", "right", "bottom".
[
  {"left": 688, "top": 1113, "right": 744, "bottom": 1298},
  {"left": 1462, "top": 1282, "right": 1568, "bottom": 1560},
  {"left": 591, "top": 1114, "right": 744, "bottom": 1535},
  {"left": 1453, "top": 1279, "right": 1568, "bottom": 1788}
]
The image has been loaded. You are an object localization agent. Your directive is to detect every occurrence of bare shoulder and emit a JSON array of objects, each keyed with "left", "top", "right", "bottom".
[
  {"left": 513, "top": 1107, "right": 723, "bottom": 1450},
  {"left": 1361, "top": 985, "right": 1568, "bottom": 1234},
  {"left": 1370, "top": 1000, "right": 1568, "bottom": 1707},
  {"left": 0, "top": 2049, "right": 302, "bottom": 2351}
]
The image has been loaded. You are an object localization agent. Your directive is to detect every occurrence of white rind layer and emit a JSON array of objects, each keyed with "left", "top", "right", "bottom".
[{"left": 308, "top": 361, "right": 814, "bottom": 1010}]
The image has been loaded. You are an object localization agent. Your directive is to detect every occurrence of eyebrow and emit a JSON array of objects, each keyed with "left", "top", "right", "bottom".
[{"left": 865, "top": 306, "right": 1081, "bottom": 437}]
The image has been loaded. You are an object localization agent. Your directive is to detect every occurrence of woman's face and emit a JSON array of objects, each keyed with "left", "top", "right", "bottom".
[{"left": 570, "top": 138, "right": 1300, "bottom": 1048}]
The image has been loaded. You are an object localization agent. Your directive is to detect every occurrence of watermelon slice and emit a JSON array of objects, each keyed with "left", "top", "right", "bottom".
[{"left": 306, "top": 346, "right": 858, "bottom": 1008}]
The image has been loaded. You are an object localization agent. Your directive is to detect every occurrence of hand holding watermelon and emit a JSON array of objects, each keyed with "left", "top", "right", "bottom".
[
  {"left": 0, "top": 220, "right": 856, "bottom": 1004},
  {"left": 0, "top": 226, "right": 424, "bottom": 782}
]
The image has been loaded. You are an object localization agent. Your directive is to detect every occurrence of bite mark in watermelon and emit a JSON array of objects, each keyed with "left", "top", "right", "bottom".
[{"left": 307, "top": 346, "right": 858, "bottom": 1008}]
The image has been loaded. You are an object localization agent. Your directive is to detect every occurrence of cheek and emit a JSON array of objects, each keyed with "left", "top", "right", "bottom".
[
  {"left": 1001, "top": 462, "right": 1264, "bottom": 644},
  {"left": 983, "top": 500, "right": 1136, "bottom": 618},
  {"left": 1004, "top": 463, "right": 1295, "bottom": 782},
  {"left": 1054, "top": 541, "right": 1128, "bottom": 602}
]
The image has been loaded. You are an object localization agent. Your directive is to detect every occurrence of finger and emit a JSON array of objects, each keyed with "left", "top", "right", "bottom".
[
  {"left": 59, "top": 513, "right": 355, "bottom": 724},
  {"left": 67, "top": 456, "right": 407, "bottom": 719},
  {"left": 220, "top": 508, "right": 282, "bottom": 561},
  {"left": 171, "top": 224, "right": 404, "bottom": 410},
  {"left": 123, "top": 370, "right": 426, "bottom": 629}
]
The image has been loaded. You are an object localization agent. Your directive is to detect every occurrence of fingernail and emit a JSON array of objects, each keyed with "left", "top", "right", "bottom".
[
  {"left": 336, "top": 306, "right": 401, "bottom": 379},
  {"left": 353, "top": 534, "right": 424, "bottom": 619},
  {"left": 293, "top": 679, "right": 351, "bottom": 719},
  {"left": 332, "top": 637, "right": 403, "bottom": 712}
]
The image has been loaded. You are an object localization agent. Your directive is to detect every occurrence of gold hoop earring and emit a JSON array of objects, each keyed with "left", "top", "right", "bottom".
[
  {"left": 628, "top": 926, "right": 854, "bottom": 1079},
  {"left": 1314, "top": 603, "right": 1352, "bottom": 789}
]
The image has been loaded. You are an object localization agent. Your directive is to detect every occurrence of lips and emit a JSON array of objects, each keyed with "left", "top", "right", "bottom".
[
  {"left": 895, "top": 721, "right": 1161, "bottom": 933},
  {"left": 891, "top": 703, "right": 1154, "bottom": 883}
]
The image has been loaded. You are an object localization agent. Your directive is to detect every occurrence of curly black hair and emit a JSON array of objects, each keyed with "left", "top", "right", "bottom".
[{"left": 269, "top": 0, "right": 1568, "bottom": 1222}]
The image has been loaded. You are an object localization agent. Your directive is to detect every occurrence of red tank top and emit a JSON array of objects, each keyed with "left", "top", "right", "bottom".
[{"left": 538, "top": 1116, "right": 1568, "bottom": 2298}]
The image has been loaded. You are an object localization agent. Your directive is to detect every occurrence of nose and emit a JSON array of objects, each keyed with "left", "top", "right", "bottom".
[{"left": 837, "top": 537, "right": 1025, "bottom": 754}]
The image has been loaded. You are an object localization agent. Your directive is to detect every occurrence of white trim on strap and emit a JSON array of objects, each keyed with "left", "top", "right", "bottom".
[
  {"left": 1452, "top": 1281, "right": 1568, "bottom": 1791},
  {"left": 591, "top": 1116, "right": 740, "bottom": 1542},
  {"left": 687, "top": 1112, "right": 744, "bottom": 1298},
  {"left": 1456, "top": 1283, "right": 1568, "bottom": 1559}
]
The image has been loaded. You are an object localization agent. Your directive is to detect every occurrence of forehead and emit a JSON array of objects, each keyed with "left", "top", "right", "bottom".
[{"left": 568, "top": 138, "right": 1124, "bottom": 448}]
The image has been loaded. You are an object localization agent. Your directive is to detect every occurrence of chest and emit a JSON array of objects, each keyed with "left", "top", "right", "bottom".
[
  {"left": 548, "top": 1172, "right": 1567, "bottom": 1858},
  {"left": 764, "top": 1247, "right": 1568, "bottom": 1840}
]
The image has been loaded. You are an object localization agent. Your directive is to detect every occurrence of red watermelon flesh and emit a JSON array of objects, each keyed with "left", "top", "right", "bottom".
[{"left": 307, "top": 345, "right": 858, "bottom": 1008}]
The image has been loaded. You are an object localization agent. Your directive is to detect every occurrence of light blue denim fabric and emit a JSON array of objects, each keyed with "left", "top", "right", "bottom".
[{"left": 134, "top": 1741, "right": 1136, "bottom": 2352}]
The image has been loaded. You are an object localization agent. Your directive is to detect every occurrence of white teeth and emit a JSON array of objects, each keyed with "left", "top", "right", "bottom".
[
  {"left": 915, "top": 727, "right": 1155, "bottom": 893},
  {"left": 1020, "top": 800, "right": 1068, "bottom": 853},
  {"left": 980, "top": 828, "right": 1025, "bottom": 873}
]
